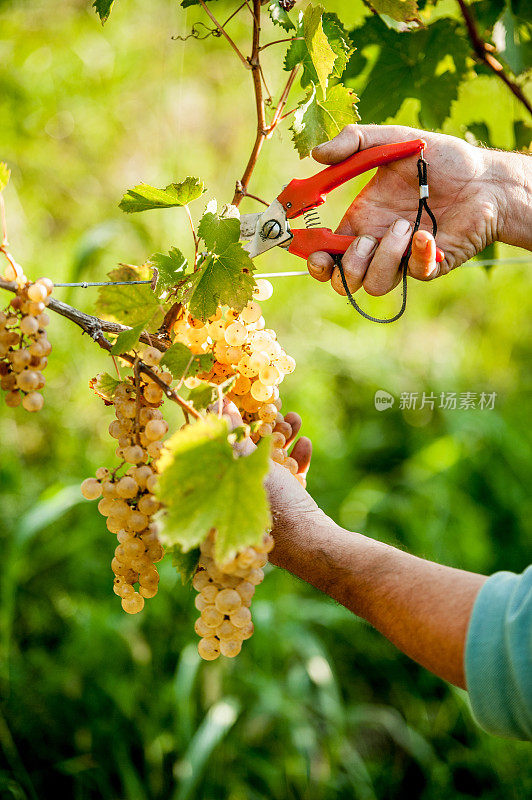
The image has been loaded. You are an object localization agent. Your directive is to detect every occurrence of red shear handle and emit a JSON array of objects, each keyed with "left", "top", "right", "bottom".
[
  {"left": 278, "top": 139, "right": 426, "bottom": 220},
  {"left": 288, "top": 228, "right": 444, "bottom": 262}
]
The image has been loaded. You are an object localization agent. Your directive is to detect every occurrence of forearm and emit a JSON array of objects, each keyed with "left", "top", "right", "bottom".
[
  {"left": 270, "top": 508, "right": 486, "bottom": 688},
  {"left": 491, "top": 149, "right": 532, "bottom": 251}
]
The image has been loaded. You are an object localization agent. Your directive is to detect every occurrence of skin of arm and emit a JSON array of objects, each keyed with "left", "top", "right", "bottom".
[
  {"left": 224, "top": 401, "right": 486, "bottom": 690},
  {"left": 307, "top": 124, "right": 532, "bottom": 299}
]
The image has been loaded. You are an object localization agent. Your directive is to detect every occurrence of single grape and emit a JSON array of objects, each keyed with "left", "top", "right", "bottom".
[
  {"left": 198, "top": 636, "right": 220, "bottom": 661},
  {"left": 194, "top": 617, "right": 212, "bottom": 638},
  {"left": 230, "top": 605, "right": 252, "bottom": 628},
  {"left": 250, "top": 380, "right": 273, "bottom": 402},
  {"left": 201, "top": 605, "right": 224, "bottom": 628},
  {"left": 81, "top": 478, "right": 103, "bottom": 500},
  {"left": 139, "top": 584, "right": 158, "bottom": 599},
  {"left": 253, "top": 279, "right": 273, "bottom": 301},
  {"left": 145, "top": 419, "right": 168, "bottom": 441},
  {"left": 219, "top": 639, "right": 242, "bottom": 658},
  {"left": 259, "top": 365, "right": 281, "bottom": 386},
  {"left": 27, "top": 283, "right": 48, "bottom": 303},
  {"left": 214, "top": 588, "right": 241, "bottom": 614},
  {"left": 142, "top": 347, "right": 163, "bottom": 366},
  {"left": 22, "top": 391, "right": 44, "bottom": 412},
  {"left": 121, "top": 592, "right": 145, "bottom": 614},
  {"left": 235, "top": 580, "right": 255, "bottom": 605},
  {"left": 116, "top": 476, "right": 138, "bottom": 499},
  {"left": 224, "top": 321, "right": 247, "bottom": 347},
  {"left": 239, "top": 301, "right": 262, "bottom": 324},
  {"left": 192, "top": 570, "right": 211, "bottom": 592}
]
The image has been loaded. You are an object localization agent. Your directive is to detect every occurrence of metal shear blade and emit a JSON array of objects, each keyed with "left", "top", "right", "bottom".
[{"left": 239, "top": 200, "right": 292, "bottom": 259}]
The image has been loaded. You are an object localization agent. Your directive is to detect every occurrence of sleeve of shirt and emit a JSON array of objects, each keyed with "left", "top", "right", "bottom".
[{"left": 465, "top": 565, "right": 532, "bottom": 741}]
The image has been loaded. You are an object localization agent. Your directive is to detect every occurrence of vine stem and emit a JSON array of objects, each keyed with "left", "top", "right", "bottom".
[
  {"left": 196, "top": 0, "right": 250, "bottom": 69},
  {"left": 233, "top": 0, "right": 267, "bottom": 206},
  {"left": 457, "top": 0, "right": 532, "bottom": 116},
  {"left": 0, "top": 277, "right": 201, "bottom": 420}
]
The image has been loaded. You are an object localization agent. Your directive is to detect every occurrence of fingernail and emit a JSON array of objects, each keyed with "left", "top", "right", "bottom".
[
  {"left": 308, "top": 258, "right": 324, "bottom": 275},
  {"left": 415, "top": 237, "right": 431, "bottom": 252},
  {"left": 392, "top": 218, "right": 411, "bottom": 236},
  {"left": 355, "top": 235, "right": 376, "bottom": 257}
]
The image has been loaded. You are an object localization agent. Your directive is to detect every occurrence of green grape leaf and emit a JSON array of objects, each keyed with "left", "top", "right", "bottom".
[
  {"left": 178, "top": 213, "right": 255, "bottom": 321},
  {"left": 180, "top": 0, "right": 217, "bottom": 6},
  {"left": 88, "top": 372, "right": 120, "bottom": 402},
  {"left": 160, "top": 342, "right": 215, "bottom": 381},
  {"left": 185, "top": 248, "right": 256, "bottom": 321},
  {"left": 268, "top": 1, "right": 296, "bottom": 33},
  {"left": 368, "top": 0, "right": 420, "bottom": 25},
  {"left": 186, "top": 382, "right": 218, "bottom": 411},
  {"left": 93, "top": 0, "right": 115, "bottom": 24},
  {"left": 156, "top": 415, "right": 271, "bottom": 563},
  {"left": 119, "top": 177, "right": 205, "bottom": 213},
  {"left": 148, "top": 248, "right": 189, "bottom": 294},
  {"left": 285, "top": 10, "right": 353, "bottom": 89},
  {"left": 96, "top": 265, "right": 166, "bottom": 327},
  {"left": 0, "top": 163, "right": 10, "bottom": 193},
  {"left": 197, "top": 212, "right": 240, "bottom": 251},
  {"left": 168, "top": 545, "right": 200, "bottom": 584},
  {"left": 345, "top": 18, "right": 469, "bottom": 128},
  {"left": 110, "top": 319, "right": 150, "bottom": 355},
  {"left": 493, "top": 7, "right": 532, "bottom": 76},
  {"left": 291, "top": 83, "right": 359, "bottom": 159}
]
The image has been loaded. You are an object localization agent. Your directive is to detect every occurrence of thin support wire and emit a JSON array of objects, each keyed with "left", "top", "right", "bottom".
[{"left": 49, "top": 258, "right": 531, "bottom": 288}]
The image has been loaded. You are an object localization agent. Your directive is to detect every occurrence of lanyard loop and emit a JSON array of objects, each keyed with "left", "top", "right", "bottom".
[{"left": 335, "top": 154, "right": 438, "bottom": 324}]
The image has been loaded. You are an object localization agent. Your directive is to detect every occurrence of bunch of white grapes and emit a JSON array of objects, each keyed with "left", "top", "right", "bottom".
[
  {"left": 0, "top": 275, "right": 53, "bottom": 412},
  {"left": 175, "top": 278, "right": 305, "bottom": 489},
  {"left": 192, "top": 529, "right": 274, "bottom": 660},
  {"left": 81, "top": 354, "right": 171, "bottom": 613},
  {"left": 177, "top": 279, "right": 304, "bottom": 659}
]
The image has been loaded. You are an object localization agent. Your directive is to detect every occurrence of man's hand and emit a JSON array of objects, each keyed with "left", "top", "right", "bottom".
[
  {"left": 307, "top": 124, "right": 529, "bottom": 298},
  {"left": 222, "top": 400, "right": 317, "bottom": 544}
]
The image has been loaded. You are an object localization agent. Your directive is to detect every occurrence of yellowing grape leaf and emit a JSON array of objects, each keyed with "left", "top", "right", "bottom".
[
  {"left": 160, "top": 342, "right": 215, "bottom": 380},
  {"left": 0, "top": 163, "right": 10, "bottom": 193},
  {"left": 369, "top": 0, "right": 420, "bottom": 25},
  {"left": 292, "top": 83, "right": 359, "bottom": 158},
  {"left": 155, "top": 415, "right": 271, "bottom": 563},
  {"left": 284, "top": 10, "right": 353, "bottom": 89},
  {"left": 119, "top": 177, "right": 205, "bottom": 213},
  {"left": 88, "top": 372, "right": 120, "bottom": 402},
  {"left": 96, "top": 265, "right": 166, "bottom": 327},
  {"left": 148, "top": 248, "right": 189, "bottom": 294}
]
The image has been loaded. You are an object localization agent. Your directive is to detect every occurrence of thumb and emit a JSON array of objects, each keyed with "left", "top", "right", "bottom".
[{"left": 311, "top": 124, "right": 424, "bottom": 165}]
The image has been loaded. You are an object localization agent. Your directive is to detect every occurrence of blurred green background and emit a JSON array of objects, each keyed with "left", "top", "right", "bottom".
[{"left": 1, "top": 0, "right": 531, "bottom": 798}]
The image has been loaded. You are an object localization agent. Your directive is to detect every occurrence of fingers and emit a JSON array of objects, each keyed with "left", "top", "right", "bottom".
[
  {"left": 312, "top": 124, "right": 363, "bottom": 164},
  {"left": 307, "top": 251, "right": 335, "bottom": 282},
  {"left": 311, "top": 124, "right": 426, "bottom": 165},
  {"left": 283, "top": 412, "right": 301, "bottom": 446},
  {"left": 289, "top": 436, "right": 312, "bottom": 476},
  {"left": 408, "top": 229, "right": 439, "bottom": 281},
  {"left": 363, "top": 218, "right": 412, "bottom": 296},
  {"left": 330, "top": 235, "right": 377, "bottom": 296}
]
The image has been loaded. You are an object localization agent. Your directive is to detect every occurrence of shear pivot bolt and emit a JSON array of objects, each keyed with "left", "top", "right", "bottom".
[{"left": 261, "top": 220, "right": 282, "bottom": 240}]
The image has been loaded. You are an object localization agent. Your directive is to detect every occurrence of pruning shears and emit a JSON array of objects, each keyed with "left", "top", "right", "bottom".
[{"left": 239, "top": 139, "right": 444, "bottom": 264}]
